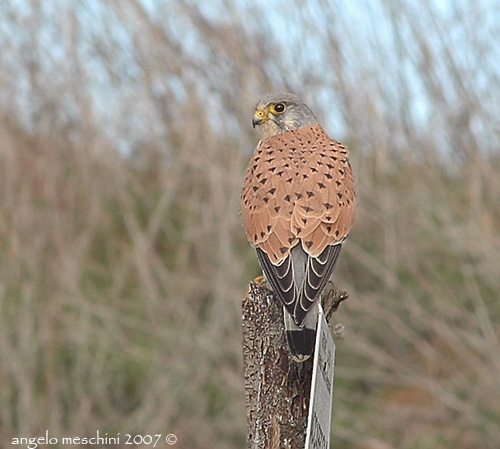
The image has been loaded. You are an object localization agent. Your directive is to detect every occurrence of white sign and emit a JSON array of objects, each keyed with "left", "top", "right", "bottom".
[{"left": 305, "top": 305, "right": 335, "bottom": 449}]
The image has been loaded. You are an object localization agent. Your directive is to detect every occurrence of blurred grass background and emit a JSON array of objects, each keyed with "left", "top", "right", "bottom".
[{"left": 1, "top": 1, "right": 499, "bottom": 448}]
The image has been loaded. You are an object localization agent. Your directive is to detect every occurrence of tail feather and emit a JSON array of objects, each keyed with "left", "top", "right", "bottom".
[{"left": 284, "top": 303, "right": 318, "bottom": 362}]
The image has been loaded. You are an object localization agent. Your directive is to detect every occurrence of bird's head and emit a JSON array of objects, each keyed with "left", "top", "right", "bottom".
[{"left": 252, "top": 93, "right": 318, "bottom": 140}]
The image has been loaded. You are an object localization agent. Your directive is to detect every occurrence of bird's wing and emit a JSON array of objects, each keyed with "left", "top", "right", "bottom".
[
  {"left": 241, "top": 124, "right": 355, "bottom": 324},
  {"left": 290, "top": 124, "right": 356, "bottom": 255},
  {"left": 297, "top": 243, "right": 341, "bottom": 324},
  {"left": 256, "top": 243, "right": 343, "bottom": 325},
  {"left": 241, "top": 129, "right": 302, "bottom": 263}
]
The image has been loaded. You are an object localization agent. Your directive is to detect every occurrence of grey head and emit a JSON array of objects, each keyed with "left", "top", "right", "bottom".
[{"left": 252, "top": 93, "right": 318, "bottom": 140}]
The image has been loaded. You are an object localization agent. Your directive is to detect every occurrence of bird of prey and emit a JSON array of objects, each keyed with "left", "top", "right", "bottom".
[{"left": 241, "top": 93, "right": 355, "bottom": 362}]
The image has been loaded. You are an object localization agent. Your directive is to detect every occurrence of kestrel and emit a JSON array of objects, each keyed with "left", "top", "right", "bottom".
[{"left": 241, "top": 93, "right": 355, "bottom": 362}]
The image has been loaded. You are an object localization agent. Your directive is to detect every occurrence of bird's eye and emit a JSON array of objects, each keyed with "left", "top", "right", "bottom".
[{"left": 273, "top": 103, "right": 286, "bottom": 114}]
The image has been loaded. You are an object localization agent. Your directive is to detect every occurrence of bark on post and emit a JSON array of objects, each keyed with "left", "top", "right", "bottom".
[
  {"left": 243, "top": 281, "right": 312, "bottom": 448},
  {"left": 242, "top": 281, "right": 348, "bottom": 449}
]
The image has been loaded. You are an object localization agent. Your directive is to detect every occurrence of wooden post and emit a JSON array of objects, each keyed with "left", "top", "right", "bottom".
[{"left": 242, "top": 281, "right": 347, "bottom": 449}]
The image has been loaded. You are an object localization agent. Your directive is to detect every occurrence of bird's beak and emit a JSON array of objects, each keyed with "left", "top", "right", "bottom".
[{"left": 252, "top": 109, "right": 268, "bottom": 128}]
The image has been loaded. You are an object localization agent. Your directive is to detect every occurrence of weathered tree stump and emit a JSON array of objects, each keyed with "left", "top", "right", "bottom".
[{"left": 242, "top": 281, "right": 347, "bottom": 448}]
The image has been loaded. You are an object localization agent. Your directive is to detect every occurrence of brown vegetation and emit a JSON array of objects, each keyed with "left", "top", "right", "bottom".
[{"left": 0, "top": 1, "right": 499, "bottom": 448}]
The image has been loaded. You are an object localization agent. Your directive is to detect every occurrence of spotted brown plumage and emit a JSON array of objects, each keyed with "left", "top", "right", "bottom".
[{"left": 241, "top": 93, "right": 356, "bottom": 361}]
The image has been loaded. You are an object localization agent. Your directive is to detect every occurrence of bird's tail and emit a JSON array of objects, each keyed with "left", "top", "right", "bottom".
[{"left": 284, "top": 303, "right": 318, "bottom": 362}]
